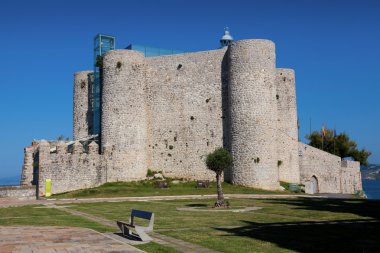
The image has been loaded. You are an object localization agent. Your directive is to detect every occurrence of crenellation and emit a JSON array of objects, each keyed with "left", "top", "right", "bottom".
[
  {"left": 88, "top": 141, "right": 99, "bottom": 154},
  {"left": 56, "top": 141, "right": 67, "bottom": 154},
  {"left": 72, "top": 141, "right": 84, "bottom": 154}
]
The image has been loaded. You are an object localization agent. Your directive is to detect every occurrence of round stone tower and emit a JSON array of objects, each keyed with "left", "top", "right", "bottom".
[
  {"left": 227, "top": 39, "right": 280, "bottom": 190},
  {"left": 73, "top": 70, "right": 93, "bottom": 140},
  {"left": 101, "top": 50, "right": 147, "bottom": 181}
]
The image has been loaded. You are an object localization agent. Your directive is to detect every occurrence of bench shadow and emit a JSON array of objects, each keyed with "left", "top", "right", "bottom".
[
  {"left": 185, "top": 203, "right": 208, "bottom": 207},
  {"left": 214, "top": 198, "right": 380, "bottom": 252},
  {"left": 113, "top": 232, "right": 143, "bottom": 242}
]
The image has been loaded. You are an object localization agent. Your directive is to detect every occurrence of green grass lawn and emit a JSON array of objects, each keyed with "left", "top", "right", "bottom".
[
  {"left": 59, "top": 198, "right": 380, "bottom": 252},
  {"left": 135, "top": 242, "right": 182, "bottom": 253},
  {"left": 0, "top": 205, "right": 114, "bottom": 232},
  {"left": 52, "top": 180, "right": 293, "bottom": 199},
  {"left": 1, "top": 197, "right": 379, "bottom": 252}
]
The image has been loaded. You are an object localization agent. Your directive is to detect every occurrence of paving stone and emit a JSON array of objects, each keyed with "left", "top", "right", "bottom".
[{"left": 0, "top": 226, "right": 144, "bottom": 253}]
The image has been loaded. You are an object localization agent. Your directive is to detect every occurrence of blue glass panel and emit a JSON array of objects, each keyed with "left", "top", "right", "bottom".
[
  {"left": 125, "top": 44, "right": 183, "bottom": 57},
  {"left": 92, "top": 34, "right": 115, "bottom": 135}
]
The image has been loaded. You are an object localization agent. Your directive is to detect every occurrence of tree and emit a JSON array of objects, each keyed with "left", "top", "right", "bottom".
[
  {"left": 205, "top": 147, "right": 233, "bottom": 207},
  {"left": 306, "top": 128, "right": 371, "bottom": 166}
]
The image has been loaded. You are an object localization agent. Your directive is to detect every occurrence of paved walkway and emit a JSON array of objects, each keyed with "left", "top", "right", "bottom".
[
  {"left": 0, "top": 193, "right": 339, "bottom": 208},
  {"left": 0, "top": 226, "right": 144, "bottom": 253}
]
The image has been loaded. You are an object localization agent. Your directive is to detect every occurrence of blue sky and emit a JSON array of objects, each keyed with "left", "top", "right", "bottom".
[{"left": 0, "top": 0, "right": 379, "bottom": 178}]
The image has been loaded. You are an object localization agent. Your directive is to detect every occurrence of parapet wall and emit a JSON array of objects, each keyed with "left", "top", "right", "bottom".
[
  {"left": 37, "top": 140, "right": 105, "bottom": 195},
  {"left": 0, "top": 186, "right": 36, "bottom": 199},
  {"left": 299, "top": 143, "right": 362, "bottom": 194},
  {"left": 299, "top": 142, "right": 342, "bottom": 193}
]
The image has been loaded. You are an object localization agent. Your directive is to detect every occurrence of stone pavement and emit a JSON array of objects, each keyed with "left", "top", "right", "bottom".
[{"left": 0, "top": 226, "right": 144, "bottom": 253}]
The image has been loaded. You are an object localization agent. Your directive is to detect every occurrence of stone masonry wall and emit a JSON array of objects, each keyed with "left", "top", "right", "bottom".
[
  {"left": 145, "top": 50, "right": 227, "bottom": 180},
  {"left": 341, "top": 160, "right": 362, "bottom": 194},
  {"left": 0, "top": 186, "right": 36, "bottom": 199},
  {"left": 227, "top": 40, "right": 280, "bottom": 190},
  {"left": 73, "top": 71, "right": 93, "bottom": 140},
  {"left": 275, "top": 69, "right": 300, "bottom": 183},
  {"left": 37, "top": 140, "right": 105, "bottom": 196},
  {"left": 20, "top": 145, "right": 37, "bottom": 186},
  {"left": 87, "top": 72, "right": 94, "bottom": 136},
  {"left": 299, "top": 142, "right": 342, "bottom": 193}
]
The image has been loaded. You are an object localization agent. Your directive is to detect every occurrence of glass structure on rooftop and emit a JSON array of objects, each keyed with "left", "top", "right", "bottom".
[
  {"left": 91, "top": 34, "right": 183, "bottom": 137},
  {"left": 93, "top": 34, "right": 115, "bottom": 135},
  {"left": 125, "top": 44, "right": 183, "bottom": 57}
]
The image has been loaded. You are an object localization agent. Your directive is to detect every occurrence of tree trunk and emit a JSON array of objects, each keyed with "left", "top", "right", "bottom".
[{"left": 216, "top": 172, "right": 224, "bottom": 205}]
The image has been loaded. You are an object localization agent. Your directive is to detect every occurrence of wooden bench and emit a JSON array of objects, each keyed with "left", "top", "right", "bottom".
[{"left": 116, "top": 209, "right": 155, "bottom": 242}]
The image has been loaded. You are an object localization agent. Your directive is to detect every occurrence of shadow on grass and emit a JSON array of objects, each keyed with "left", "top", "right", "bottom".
[
  {"left": 215, "top": 198, "right": 380, "bottom": 252},
  {"left": 185, "top": 204, "right": 208, "bottom": 207},
  {"left": 215, "top": 219, "right": 380, "bottom": 252},
  {"left": 265, "top": 198, "right": 380, "bottom": 220}
]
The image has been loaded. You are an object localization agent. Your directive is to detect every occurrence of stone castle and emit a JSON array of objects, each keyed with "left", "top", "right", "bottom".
[{"left": 20, "top": 31, "right": 362, "bottom": 196}]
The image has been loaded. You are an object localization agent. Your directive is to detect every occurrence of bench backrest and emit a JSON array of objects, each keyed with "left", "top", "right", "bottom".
[{"left": 130, "top": 209, "right": 155, "bottom": 231}]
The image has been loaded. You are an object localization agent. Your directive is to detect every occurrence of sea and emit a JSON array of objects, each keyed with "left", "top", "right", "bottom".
[{"left": 362, "top": 180, "right": 380, "bottom": 200}]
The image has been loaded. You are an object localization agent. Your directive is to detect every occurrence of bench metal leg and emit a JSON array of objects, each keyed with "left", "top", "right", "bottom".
[{"left": 135, "top": 227, "right": 152, "bottom": 242}]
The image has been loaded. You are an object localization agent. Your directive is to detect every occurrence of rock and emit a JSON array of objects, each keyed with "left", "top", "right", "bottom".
[
  {"left": 279, "top": 186, "right": 285, "bottom": 191},
  {"left": 154, "top": 173, "right": 163, "bottom": 179},
  {"left": 171, "top": 180, "right": 180, "bottom": 184}
]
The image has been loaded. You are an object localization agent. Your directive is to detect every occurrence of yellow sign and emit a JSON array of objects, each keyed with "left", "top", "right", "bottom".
[{"left": 45, "top": 179, "right": 51, "bottom": 197}]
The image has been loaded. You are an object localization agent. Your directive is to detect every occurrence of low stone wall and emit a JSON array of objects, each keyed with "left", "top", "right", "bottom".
[
  {"left": 299, "top": 143, "right": 342, "bottom": 193},
  {"left": 0, "top": 186, "right": 36, "bottom": 199},
  {"left": 299, "top": 143, "right": 362, "bottom": 194},
  {"left": 37, "top": 140, "right": 106, "bottom": 196}
]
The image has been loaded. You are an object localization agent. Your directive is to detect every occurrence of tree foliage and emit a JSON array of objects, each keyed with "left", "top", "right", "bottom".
[
  {"left": 306, "top": 128, "right": 371, "bottom": 166},
  {"left": 206, "top": 147, "right": 233, "bottom": 174},
  {"left": 205, "top": 147, "right": 233, "bottom": 207}
]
